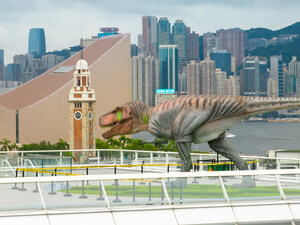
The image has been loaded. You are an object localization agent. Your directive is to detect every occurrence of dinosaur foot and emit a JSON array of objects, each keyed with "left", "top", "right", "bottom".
[{"left": 231, "top": 176, "right": 256, "bottom": 188}]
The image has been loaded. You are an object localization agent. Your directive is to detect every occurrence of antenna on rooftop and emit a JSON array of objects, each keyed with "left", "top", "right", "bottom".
[{"left": 80, "top": 49, "right": 83, "bottom": 59}]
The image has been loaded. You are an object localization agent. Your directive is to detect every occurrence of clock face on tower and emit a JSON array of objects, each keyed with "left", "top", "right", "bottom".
[
  {"left": 88, "top": 111, "right": 93, "bottom": 120},
  {"left": 74, "top": 111, "right": 82, "bottom": 120}
]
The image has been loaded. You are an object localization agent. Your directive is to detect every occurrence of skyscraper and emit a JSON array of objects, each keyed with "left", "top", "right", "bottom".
[
  {"left": 0, "top": 49, "right": 4, "bottom": 81},
  {"left": 289, "top": 57, "right": 300, "bottom": 96},
  {"left": 159, "top": 45, "right": 178, "bottom": 91},
  {"left": 187, "top": 61, "right": 201, "bottom": 95},
  {"left": 172, "top": 20, "right": 187, "bottom": 74},
  {"left": 131, "top": 54, "right": 159, "bottom": 106},
  {"left": 186, "top": 27, "right": 199, "bottom": 61},
  {"left": 215, "top": 69, "right": 227, "bottom": 95},
  {"left": 270, "top": 55, "right": 284, "bottom": 97},
  {"left": 172, "top": 20, "right": 187, "bottom": 63},
  {"left": 216, "top": 28, "right": 245, "bottom": 67},
  {"left": 5, "top": 64, "right": 22, "bottom": 81},
  {"left": 157, "top": 18, "right": 171, "bottom": 51},
  {"left": 28, "top": 28, "right": 46, "bottom": 57},
  {"left": 203, "top": 32, "right": 220, "bottom": 59},
  {"left": 227, "top": 75, "right": 240, "bottom": 96},
  {"left": 241, "top": 56, "right": 267, "bottom": 97},
  {"left": 142, "top": 16, "right": 157, "bottom": 54},
  {"left": 131, "top": 44, "right": 138, "bottom": 57},
  {"left": 210, "top": 50, "right": 232, "bottom": 78},
  {"left": 200, "top": 58, "right": 216, "bottom": 95}
]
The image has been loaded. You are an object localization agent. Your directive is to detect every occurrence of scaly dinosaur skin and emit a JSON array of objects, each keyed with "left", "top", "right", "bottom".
[{"left": 100, "top": 95, "right": 300, "bottom": 174}]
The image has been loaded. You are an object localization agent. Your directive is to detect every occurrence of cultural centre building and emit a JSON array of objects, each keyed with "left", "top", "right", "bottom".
[{"left": 0, "top": 34, "right": 131, "bottom": 144}]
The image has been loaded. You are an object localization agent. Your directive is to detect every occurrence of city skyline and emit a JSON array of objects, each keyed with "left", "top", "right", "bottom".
[{"left": 1, "top": 0, "right": 300, "bottom": 64}]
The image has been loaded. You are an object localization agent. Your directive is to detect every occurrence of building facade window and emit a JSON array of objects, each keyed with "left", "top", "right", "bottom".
[{"left": 74, "top": 103, "right": 82, "bottom": 108}]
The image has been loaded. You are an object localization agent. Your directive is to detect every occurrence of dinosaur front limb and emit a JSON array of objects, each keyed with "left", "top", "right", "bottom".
[{"left": 176, "top": 141, "right": 192, "bottom": 172}]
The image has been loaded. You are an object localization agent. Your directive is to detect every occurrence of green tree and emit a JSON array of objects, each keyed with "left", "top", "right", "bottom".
[
  {"left": 0, "top": 138, "right": 12, "bottom": 151},
  {"left": 95, "top": 138, "right": 110, "bottom": 149},
  {"left": 10, "top": 143, "right": 20, "bottom": 151},
  {"left": 56, "top": 139, "right": 69, "bottom": 150},
  {"left": 107, "top": 138, "right": 122, "bottom": 149}
]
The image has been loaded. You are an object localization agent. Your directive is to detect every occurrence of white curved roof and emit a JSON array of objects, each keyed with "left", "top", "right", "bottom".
[{"left": 75, "top": 59, "right": 89, "bottom": 70}]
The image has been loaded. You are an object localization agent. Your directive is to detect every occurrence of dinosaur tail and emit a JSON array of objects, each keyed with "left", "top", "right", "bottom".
[{"left": 245, "top": 97, "right": 300, "bottom": 116}]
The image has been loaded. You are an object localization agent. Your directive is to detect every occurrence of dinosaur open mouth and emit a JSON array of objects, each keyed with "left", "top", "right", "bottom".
[
  {"left": 101, "top": 121, "right": 123, "bottom": 139},
  {"left": 101, "top": 122, "right": 117, "bottom": 134},
  {"left": 100, "top": 118, "right": 133, "bottom": 139}
]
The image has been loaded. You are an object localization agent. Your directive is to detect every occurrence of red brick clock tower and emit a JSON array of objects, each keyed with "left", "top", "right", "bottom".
[{"left": 69, "top": 58, "right": 96, "bottom": 161}]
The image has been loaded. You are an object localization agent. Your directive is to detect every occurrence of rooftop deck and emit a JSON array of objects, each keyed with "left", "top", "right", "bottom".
[{"left": 1, "top": 149, "right": 300, "bottom": 224}]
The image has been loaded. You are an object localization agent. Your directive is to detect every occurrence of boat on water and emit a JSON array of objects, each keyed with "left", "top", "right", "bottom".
[
  {"left": 242, "top": 117, "right": 268, "bottom": 122},
  {"left": 226, "top": 132, "right": 236, "bottom": 138}
]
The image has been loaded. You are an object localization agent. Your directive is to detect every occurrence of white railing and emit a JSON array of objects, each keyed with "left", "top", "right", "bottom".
[
  {"left": 0, "top": 169, "right": 300, "bottom": 224},
  {"left": 1, "top": 149, "right": 300, "bottom": 175}
]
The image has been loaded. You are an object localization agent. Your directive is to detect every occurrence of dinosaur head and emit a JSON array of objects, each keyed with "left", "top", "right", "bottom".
[{"left": 99, "top": 102, "right": 150, "bottom": 139}]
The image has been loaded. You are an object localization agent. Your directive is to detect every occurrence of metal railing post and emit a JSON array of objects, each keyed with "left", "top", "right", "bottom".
[
  {"left": 149, "top": 182, "right": 152, "bottom": 202},
  {"left": 33, "top": 172, "right": 39, "bottom": 193},
  {"left": 64, "top": 181, "right": 72, "bottom": 197},
  {"left": 112, "top": 179, "right": 121, "bottom": 203},
  {"left": 150, "top": 152, "right": 153, "bottom": 164},
  {"left": 48, "top": 174, "right": 56, "bottom": 195},
  {"left": 132, "top": 180, "right": 136, "bottom": 202},
  {"left": 12, "top": 168, "right": 18, "bottom": 190},
  {"left": 120, "top": 151, "right": 124, "bottom": 165},
  {"left": 19, "top": 170, "right": 27, "bottom": 191},
  {"left": 79, "top": 180, "right": 87, "bottom": 199},
  {"left": 96, "top": 181, "right": 104, "bottom": 200},
  {"left": 166, "top": 153, "right": 169, "bottom": 165},
  {"left": 135, "top": 151, "right": 138, "bottom": 164}
]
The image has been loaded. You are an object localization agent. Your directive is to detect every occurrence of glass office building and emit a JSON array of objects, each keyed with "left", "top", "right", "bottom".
[
  {"left": 209, "top": 50, "right": 232, "bottom": 78},
  {"left": 159, "top": 45, "right": 178, "bottom": 91},
  {"left": 270, "top": 55, "right": 284, "bottom": 97},
  {"left": 242, "top": 56, "right": 267, "bottom": 97},
  {"left": 172, "top": 20, "right": 186, "bottom": 62},
  {"left": 5, "top": 64, "right": 22, "bottom": 81},
  {"left": 28, "top": 28, "right": 46, "bottom": 57},
  {"left": 157, "top": 18, "right": 171, "bottom": 51}
]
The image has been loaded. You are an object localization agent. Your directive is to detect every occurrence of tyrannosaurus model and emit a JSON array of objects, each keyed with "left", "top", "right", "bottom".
[{"left": 99, "top": 95, "right": 300, "bottom": 186}]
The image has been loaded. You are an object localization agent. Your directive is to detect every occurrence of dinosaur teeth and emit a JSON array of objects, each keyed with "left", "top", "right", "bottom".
[{"left": 101, "top": 126, "right": 112, "bottom": 132}]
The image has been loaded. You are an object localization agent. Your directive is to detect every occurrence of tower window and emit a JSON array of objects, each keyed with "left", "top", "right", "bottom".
[
  {"left": 77, "top": 79, "right": 80, "bottom": 86},
  {"left": 89, "top": 132, "right": 92, "bottom": 140},
  {"left": 89, "top": 122, "right": 92, "bottom": 129},
  {"left": 75, "top": 103, "right": 82, "bottom": 108},
  {"left": 78, "top": 69, "right": 80, "bottom": 73}
]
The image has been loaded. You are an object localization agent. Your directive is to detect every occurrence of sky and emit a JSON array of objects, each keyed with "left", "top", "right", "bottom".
[{"left": 1, "top": 0, "right": 300, "bottom": 64}]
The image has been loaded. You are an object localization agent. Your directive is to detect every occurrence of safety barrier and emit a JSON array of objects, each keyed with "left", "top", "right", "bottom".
[
  {"left": 15, "top": 160, "right": 259, "bottom": 176},
  {"left": 1, "top": 169, "right": 300, "bottom": 225}
]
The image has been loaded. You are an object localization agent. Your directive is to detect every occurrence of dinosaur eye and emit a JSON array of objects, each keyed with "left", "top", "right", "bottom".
[{"left": 117, "top": 111, "right": 122, "bottom": 122}]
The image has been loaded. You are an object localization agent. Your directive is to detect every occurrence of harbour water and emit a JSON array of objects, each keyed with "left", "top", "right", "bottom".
[{"left": 133, "top": 121, "right": 300, "bottom": 156}]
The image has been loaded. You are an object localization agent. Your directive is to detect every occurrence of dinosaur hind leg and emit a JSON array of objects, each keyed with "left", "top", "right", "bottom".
[
  {"left": 208, "top": 133, "right": 255, "bottom": 188},
  {"left": 208, "top": 133, "right": 248, "bottom": 170},
  {"left": 176, "top": 141, "right": 192, "bottom": 172}
]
